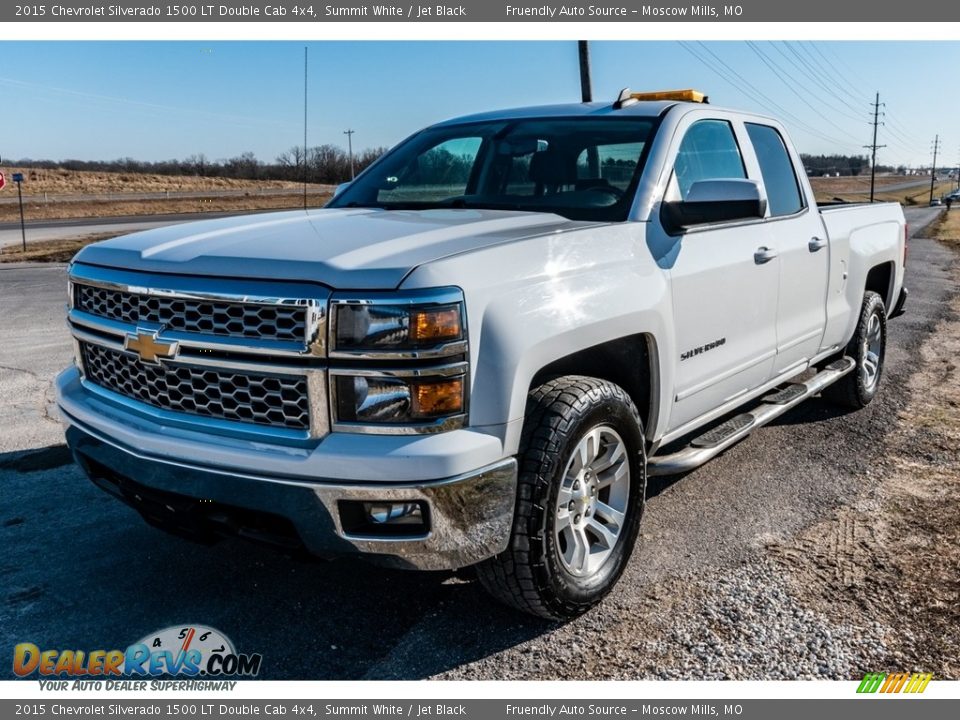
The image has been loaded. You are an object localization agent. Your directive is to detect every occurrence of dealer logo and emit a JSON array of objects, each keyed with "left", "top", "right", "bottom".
[
  {"left": 13, "top": 624, "right": 262, "bottom": 679},
  {"left": 857, "top": 672, "right": 933, "bottom": 694}
]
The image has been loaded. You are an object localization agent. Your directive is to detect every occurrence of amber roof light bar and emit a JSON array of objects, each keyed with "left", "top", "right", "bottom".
[{"left": 614, "top": 88, "right": 709, "bottom": 109}]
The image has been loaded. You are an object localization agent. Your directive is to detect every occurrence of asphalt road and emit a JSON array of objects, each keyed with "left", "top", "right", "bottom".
[
  {"left": 0, "top": 206, "right": 953, "bottom": 680},
  {"left": 830, "top": 177, "right": 930, "bottom": 195}
]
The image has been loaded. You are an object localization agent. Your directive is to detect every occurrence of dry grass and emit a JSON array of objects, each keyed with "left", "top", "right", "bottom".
[
  {"left": 810, "top": 175, "right": 918, "bottom": 195},
  {"left": 897, "top": 180, "right": 958, "bottom": 206},
  {"left": 0, "top": 192, "right": 332, "bottom": 223},
  {"left": 809, "top": 175, "right": 958, "bottom": 205},
  {"left": 767, "top": 253, "right": 960, "bottom": 678},
  {"left": 0, "top": 233, "right": 119, "bottom": 263},
  {"left": 927, "top": 207, "right": 960, "bottom": 248},
  {"left": 1, "top": 167, "right": 306, "bottom": 195}
]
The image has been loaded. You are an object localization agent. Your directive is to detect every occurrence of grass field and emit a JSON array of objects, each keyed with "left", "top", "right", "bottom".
[
  {"left": 0, "top": 192, "right": 333, "bottom": 223},
  {"left": 0, "top": 167, "right": 333, "bottom": 223},
  {"left": 1, "top": 167, "right": 306, "bottom": 194},
  {"left": 877, "top": 179, "right": 958, "bottom": 206},
  {"left": 809, "top": 174, "right": 918, "bottom": 195},
  {"left": 809, "top": 175, "right": 958, "bottom": 205},
  {"left": 0, "top": 233, "right": 119, "bottom": 263},
  {"left": 928, "top": 207, "right": 960, "bottom": 248}
]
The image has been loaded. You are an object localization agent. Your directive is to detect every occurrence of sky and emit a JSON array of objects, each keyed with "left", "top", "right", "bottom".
[{"left": 0, "top": 40, "right": 955, "bottom": 170}]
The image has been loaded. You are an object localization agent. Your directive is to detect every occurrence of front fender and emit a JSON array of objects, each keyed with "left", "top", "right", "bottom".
[{"left": 403, "top": 223, "right": 673, "bottom": 455}]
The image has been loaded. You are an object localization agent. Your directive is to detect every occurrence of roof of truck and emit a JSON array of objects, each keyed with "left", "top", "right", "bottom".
[{"left": 433, "top": 100, "right": 681, "bottom": 127}]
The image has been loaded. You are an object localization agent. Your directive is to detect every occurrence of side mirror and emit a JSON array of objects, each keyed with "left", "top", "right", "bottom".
[
  {"left": 333, "top": 182, "right": 352, "bottom": 197},
  {"left": 662, "top": 179, "right": 767, "bottom": 232}
]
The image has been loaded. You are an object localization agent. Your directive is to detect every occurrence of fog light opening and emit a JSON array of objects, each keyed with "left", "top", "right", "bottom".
[
  {"left": 338, "top": 499, "right": 430, "bottom": 538},
  {"left": 365, "top": 501, "right": 423, "bottom": 525}
]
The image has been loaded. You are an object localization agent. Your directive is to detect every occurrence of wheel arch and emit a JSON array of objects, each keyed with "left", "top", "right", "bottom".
[
  {"left": 527, "top": 333, "right": 659, "bottom": 446},
  {"left": 864, "top": 261, "right": 895, "bottom": 311}
]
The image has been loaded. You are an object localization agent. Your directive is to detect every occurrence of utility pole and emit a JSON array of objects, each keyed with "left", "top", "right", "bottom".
[
  {"left": 864, "top": 92, "right": 886, "bottom": 203},
  {"left": 578, "top": 41, "right": 592, "bottom": 103},
  {"left": 929, "top": 135, "right": 941, "bottom": 204},
  {"left": 15, "top": 174, "right": 26, "bottom": 252},
  {"left": 578, "top": 41, "right": 600, "bottom": 177},
  {"left": 303, "top": 45, "right": 308, "bottom": 209},
  {"left": 343, "top": 129, "right": 355, "bottom": 180}
]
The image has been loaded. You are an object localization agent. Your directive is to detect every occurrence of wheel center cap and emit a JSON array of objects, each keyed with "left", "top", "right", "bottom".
[{"left": 574, "top": 474, "right": 595, "bottom": 519}]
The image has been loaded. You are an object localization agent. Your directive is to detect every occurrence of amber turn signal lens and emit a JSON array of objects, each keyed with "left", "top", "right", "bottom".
[
  {"left": 410, "top": 306, "right": 462, "bottom": 343},
  {"left": 413, "top": 379, "right": 464, "bottom": 417}
]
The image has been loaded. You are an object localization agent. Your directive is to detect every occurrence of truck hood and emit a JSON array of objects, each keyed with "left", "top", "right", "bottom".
[{"left": 74, "top": 208, "right": 587, "bottom": 289}]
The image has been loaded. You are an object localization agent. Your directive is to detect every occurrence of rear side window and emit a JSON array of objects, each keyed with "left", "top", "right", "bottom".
[
  {"left": 746, "top": 123, "right": 804, "bottom": 217},
  {"left": 674, "top": 120, "right": 746, "bottom": 198}
]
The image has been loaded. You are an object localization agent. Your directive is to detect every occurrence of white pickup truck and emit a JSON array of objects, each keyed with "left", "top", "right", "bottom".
[{"left": 56, "top": 89, "right": 908, "bottom": 619}]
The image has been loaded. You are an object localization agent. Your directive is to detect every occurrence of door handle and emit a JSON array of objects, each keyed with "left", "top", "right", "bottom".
[
  {"left": 754, "top": 246, "right": 778, "bottom": 264},
  {"left": 808, "top": 237, "right": 827, "bottom": 252}
]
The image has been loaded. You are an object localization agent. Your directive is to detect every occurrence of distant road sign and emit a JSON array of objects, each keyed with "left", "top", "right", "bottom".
[
  {"left": 12, "top": 172, "right": 24, "bottom": 183},
  {"left": 0, "top": 172, "right": 5, "bottom": 190}
]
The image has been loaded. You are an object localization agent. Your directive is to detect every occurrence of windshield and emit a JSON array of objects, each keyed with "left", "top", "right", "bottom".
[{"left": 327, "top": 117, "right": 657, "bottom": 221}]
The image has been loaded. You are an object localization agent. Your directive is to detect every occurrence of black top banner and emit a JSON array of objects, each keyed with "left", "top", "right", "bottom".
[{"left": 4, "top": 0, "right": 958, "bottom": 22}]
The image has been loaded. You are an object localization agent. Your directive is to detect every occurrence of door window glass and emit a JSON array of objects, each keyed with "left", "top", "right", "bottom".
[
  {"left": 674, "top": 120, "right": 746, "bottom": 198},
  {"left": 746, "top": 123, "right": 804, "bottom": 217}
]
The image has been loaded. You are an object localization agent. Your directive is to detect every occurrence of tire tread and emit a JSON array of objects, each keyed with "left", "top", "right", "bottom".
[{"left": 477, "top": 376, "right": 644, "bottom": 620}]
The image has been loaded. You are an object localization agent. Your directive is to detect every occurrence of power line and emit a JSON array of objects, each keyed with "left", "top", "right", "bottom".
[
  {"left": 807, "top": 42, "right": 923, "bottom": 154},
  {"left": 778, "top": 42, "right": 867, "bottom": 120},
  {"left": 754, "top": 42, "right": 867, "bottom": 129},
  {"left": 745, "top": 42, "right": 866, "bottom": 145},
  {"left": 801, "top": 42, "right": 870, "bottom": 104},
  {"left": 884, "top": 113, "right": 923, "bottom": 146},
  {"left": 818, "top": 42, "right": 874, "bottom": 98},
  {"left": 680, "top": 42, "right": 861, "bottom": 152}
]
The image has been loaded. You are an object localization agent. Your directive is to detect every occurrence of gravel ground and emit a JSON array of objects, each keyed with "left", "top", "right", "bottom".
[{"left": 430, "top": 243, "right": 960, "bottom": 681}]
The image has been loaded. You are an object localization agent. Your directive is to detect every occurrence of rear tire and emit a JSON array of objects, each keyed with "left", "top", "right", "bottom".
[
  {"left": 822, "top": 291, "right": 886, "bottom": 409},
  {"left": 477, "top": 376, "right": 646, "bottom": 620}
]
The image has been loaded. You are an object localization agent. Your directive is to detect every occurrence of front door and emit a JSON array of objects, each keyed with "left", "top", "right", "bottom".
[{"left": 664, "top": 119, "right": 781, "bottom": 432}]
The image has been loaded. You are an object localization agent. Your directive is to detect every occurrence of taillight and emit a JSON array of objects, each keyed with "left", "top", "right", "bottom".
[{"left": 903, "top": 223, "right": 909, "bottom": 268}]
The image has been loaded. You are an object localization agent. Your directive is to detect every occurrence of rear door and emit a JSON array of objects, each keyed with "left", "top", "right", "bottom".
[
  {"left": 744, "top": 123, "right": 829, "bottom": 374},
  {"left": 662, "top": 117, "right": 780, "bottom": 432}
]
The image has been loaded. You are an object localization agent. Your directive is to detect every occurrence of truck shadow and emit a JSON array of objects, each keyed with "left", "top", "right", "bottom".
[
  {"left": 644, "top": 396, "right": 852, "bottom": 500},
  {"left": 0, "top": 444, "right": 552, "bottom": 681},
  {"left": 0, "top": 389, "right": 864, "bottom": 681}
]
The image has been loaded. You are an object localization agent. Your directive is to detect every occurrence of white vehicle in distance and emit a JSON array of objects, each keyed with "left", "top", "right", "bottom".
[{"left": 57, "top": 89, "right": 908, "bottom": 619}]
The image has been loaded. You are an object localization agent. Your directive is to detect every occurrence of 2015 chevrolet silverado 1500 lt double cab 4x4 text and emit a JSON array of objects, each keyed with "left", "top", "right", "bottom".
[{"left": 56, "top": 89, "right": 908, "bottom": 619}]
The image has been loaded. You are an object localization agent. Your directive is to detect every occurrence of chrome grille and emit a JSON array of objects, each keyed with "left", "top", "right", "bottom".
[
  {"left": 74, "top": 284, "right": 306, "bottom": 343},
  {"left": 80, "top": 342, "right": 310, "bottom": 431}
]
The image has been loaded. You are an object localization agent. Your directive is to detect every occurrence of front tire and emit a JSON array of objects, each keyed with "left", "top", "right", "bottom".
[
  {"left": 822, "top": 291, "right": 887, "bottom": 409},
  {"left": 477, "top": 376, "right": 646, "bottom": 620}
]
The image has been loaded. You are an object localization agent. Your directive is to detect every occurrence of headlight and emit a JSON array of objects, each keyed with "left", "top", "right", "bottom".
[
  {"left": 330, "top": 288, "right": 466, "bottom": 358},
  {"left": 332, "top": 368, "right": 467, "bottom": 431}
]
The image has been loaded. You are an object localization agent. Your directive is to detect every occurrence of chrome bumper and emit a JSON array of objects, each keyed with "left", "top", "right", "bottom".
[{"left": 65, "top": 421, "right": 517, "bottom": 571}]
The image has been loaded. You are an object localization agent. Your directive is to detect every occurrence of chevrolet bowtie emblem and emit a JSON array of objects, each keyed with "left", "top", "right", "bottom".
[{"left": 124, "top": 330, "right": 179, "bottom": 365}]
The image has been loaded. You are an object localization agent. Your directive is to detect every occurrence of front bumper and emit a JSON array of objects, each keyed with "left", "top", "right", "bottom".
[{"left": 58, "top": 368, "right": 517, "bottom": 570}]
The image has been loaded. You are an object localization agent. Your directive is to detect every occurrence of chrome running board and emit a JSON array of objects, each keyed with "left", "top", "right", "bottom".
[{"left": 647, "top": 357, "right": 856, "bottom": 477}]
